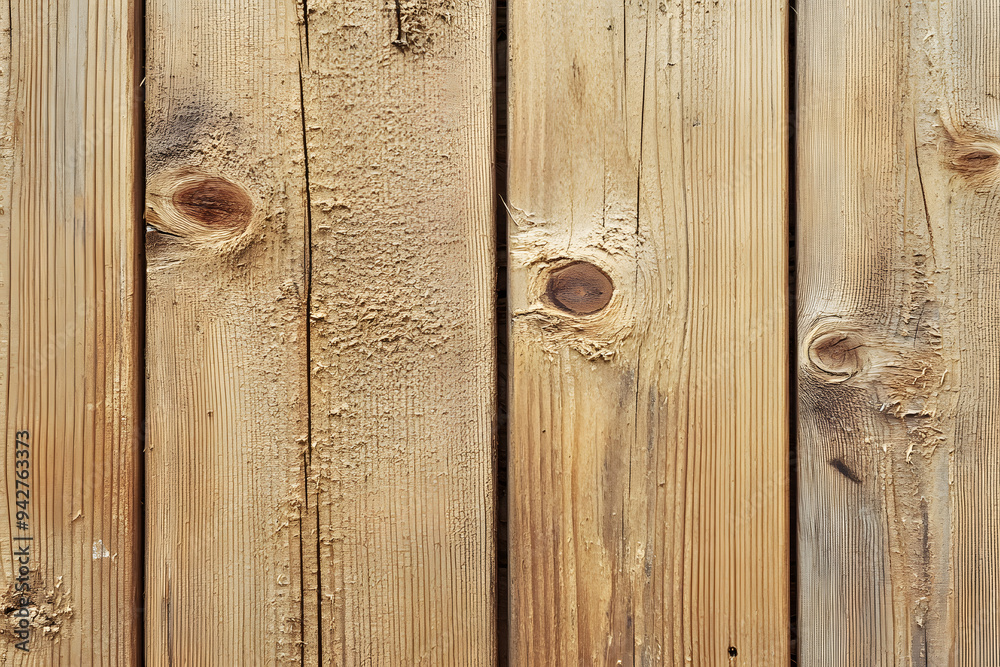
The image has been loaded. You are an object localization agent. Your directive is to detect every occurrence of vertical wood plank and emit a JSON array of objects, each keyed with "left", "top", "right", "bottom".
[
  {"left": 507, "top": 0, "right": 790, "bottom": 664},
  {"left": 0, "top": 0, "right": 142, "bottom": 662},
  {"left": 144, "top": 0, "right": 313, "bottom": 662},
  {"left": 301, "top": 0, "right": 496, "bottom": 663},
  {"left": 798, "top": 1, "right": 1000, "bottom": 663}
]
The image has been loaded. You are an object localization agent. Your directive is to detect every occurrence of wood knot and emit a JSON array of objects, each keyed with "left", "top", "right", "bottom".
[
  {"left": 146, "top": 169, "right": 255, "bottom": 246},
  {"left": 172, "top": 177, "right": 252, "bottom": 230},
  {"left": 807, "top": 331, "right": 865, "bottom": 381},
  {"left": 545, "top": 261, "right": 613, "bottom": 315},
  {"left": 949, "top": 146, "right": 1000, "bottom": 173},
  {"left": 942, "top": 127, "right": 1000, "bottom": 188}
]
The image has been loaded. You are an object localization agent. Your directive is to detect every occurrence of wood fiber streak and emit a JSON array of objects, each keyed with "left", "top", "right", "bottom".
[
  {"left": 797, "top": 1, "right": 1000, "bottom": 663},
  {"left": 508, "top": 0, "right": 789, "bottom": 664},
  {"left": 144, "top": 0, "right": 312, "bottom": 663},
  {"left": 301, "top": 0, "right": 496, "bottom": 663},
  {"left": 0, "top": 0, "right": 141, "bottom": 663}
]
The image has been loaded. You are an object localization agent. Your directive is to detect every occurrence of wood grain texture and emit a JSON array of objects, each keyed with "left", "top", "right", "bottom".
[
  {"left": 301, "top": 0, "right": 496, "bottom": 663},
  {"left": 144, "top": 0, "right": 312, "bottom": 662},
  {"left": 0, "top": 0, "right": 142, "bottom": 662},
  {"left": 508, "top": 0, "right": 789, "bottom": 663},
  {"left": 797, "top": 1, "right": 1000, "bottom": 663}
]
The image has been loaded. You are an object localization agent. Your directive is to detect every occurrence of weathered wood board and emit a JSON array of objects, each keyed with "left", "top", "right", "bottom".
[
  {"left": 508, "top": 0, "right": 790, "bottom": 663},
  {"left": 144, "top": 0, "right": 312, "bottom": 662},
  {"left": 301, "top": 0, "right": 497, "bottom": 663},
  {"left": 0, "top": 0, "right": 142, "bottom": 662},
  {"left": 797, "top": 1, "right": 1000, "bottom": 663}
]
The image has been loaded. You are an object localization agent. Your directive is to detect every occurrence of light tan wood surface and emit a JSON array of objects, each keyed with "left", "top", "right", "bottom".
[
  {"left": 797, "top": 1, "right": 1000, "bottom": 663},
  {"left": 507, "top": 0, "right": 790, "bottom": 663},
  {"left": 300, "top": 0, "right": 497, "bottom": 663},
  {"left": 143, "top": 0, "right": 312, "bottom": 662},
  {"left": 0, "top": 0, "right": 142, "bottom": 662}
]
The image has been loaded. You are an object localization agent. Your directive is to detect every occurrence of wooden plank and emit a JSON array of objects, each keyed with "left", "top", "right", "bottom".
[
  {"left": 0, "top": 0, "right": 142, "bottom": 662},
  {"left": 300, "top": 0, "right": 497, "bottom": 663},
  {"left": 507, "top": 0, "right": 789, "bottom": 663},
  {"left": 797, "top": 1, "right": 1000, "bottom": 662},
  {"left": 143, "top": 0, "right": 312, "bottom": 663}
]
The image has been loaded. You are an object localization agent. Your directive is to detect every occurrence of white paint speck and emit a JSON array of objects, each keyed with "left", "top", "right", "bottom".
[{"left": 93, "top": 540, "right": 110, "bottom": 560}]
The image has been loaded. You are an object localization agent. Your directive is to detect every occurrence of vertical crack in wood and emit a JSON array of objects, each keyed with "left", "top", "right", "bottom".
[
  {"left": 301, "top": 0, "right": 310, "bottom": 61},
  {"left": 165, "top": 576, "right": 173, "bottom": 667},
  {"left": 297, "top": 53, "right": 322, "bottom": 665},
  {"left": 393, "top": 0, "right": 406, "bottom": 49}
]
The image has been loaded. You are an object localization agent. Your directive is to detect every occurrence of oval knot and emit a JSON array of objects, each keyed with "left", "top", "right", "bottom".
[{"left": 545, "top": 262, "right": 614, "bottom": 315}]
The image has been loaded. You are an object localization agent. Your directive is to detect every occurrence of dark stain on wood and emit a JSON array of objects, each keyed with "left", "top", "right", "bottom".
[
  {"left": 828, "top": 457, "right": 862, "bottom": 484},
  {"left": 545, "top": 261, "right": 613, "bottom": 315},
  {"left": 146, "top": 102, "right": 242, "bottom": 174}
]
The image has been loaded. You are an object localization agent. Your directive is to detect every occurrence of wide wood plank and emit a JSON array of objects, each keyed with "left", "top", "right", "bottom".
[
  {"left": 507, "top": 0, "right": 790, "bottom": 663},
  {"left": 797, "top": 1, "right": 1000, "bottom": 663},
  {"left": 0, "top": 0, "right": 141, "bottom": 662},
  {"left": 301, "top": 1, "right": 497, "bottom": 663},
  {"left": 144, "top": 0, "right": 312, "bottom": 662}
]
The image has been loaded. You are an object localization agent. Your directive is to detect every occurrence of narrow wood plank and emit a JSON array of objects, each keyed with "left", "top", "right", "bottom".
[
  {"left": 144, "top": 0, "right": 313, "bottom": 662},
  {"left": 508, "top": 0, "right": 789, "bottom": 663},
  {"left": 301, "top": 1, "right": 496, "bottom": 663},
  {"left": 798, "top": 1, "right": 1000, "bottom": 663},
  {"left": 0, "top": 0, "right": 142, "bottom": 662}
]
